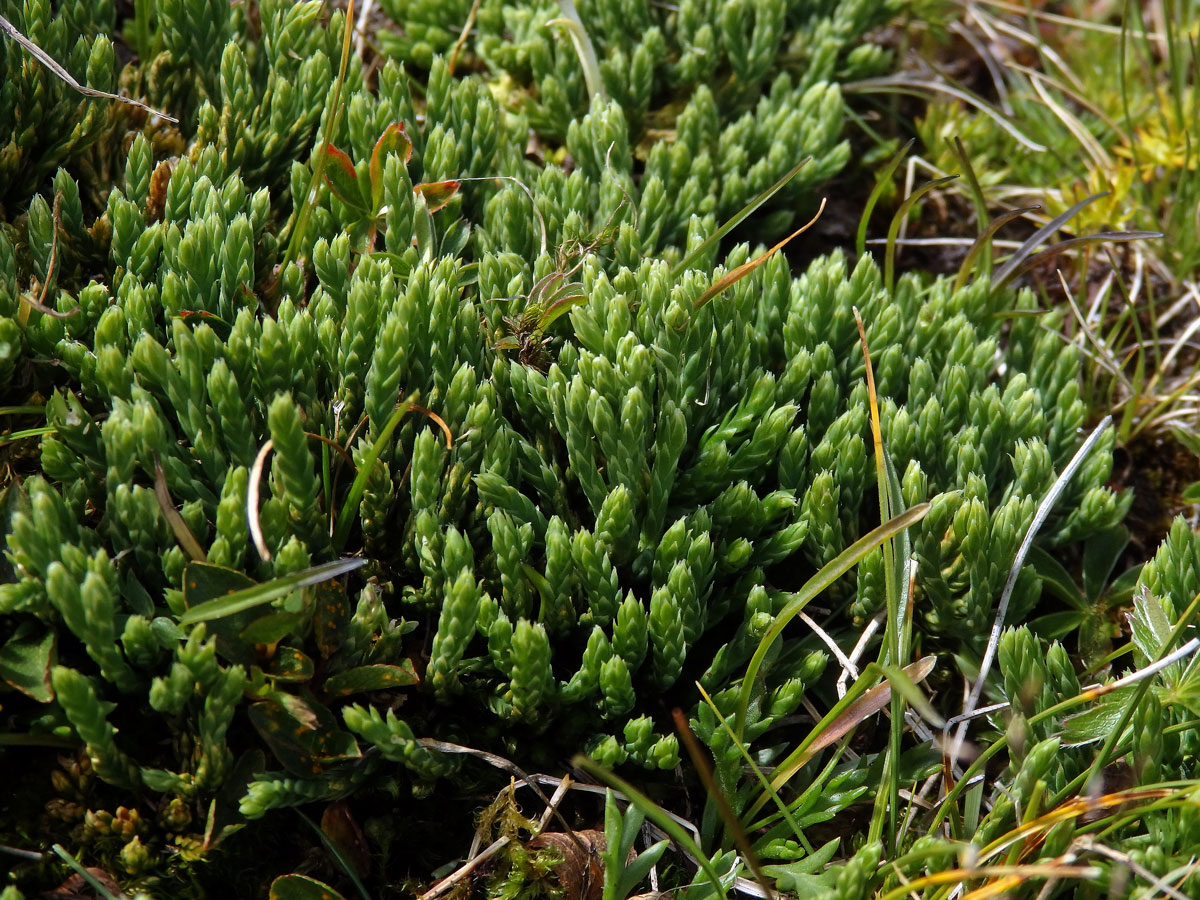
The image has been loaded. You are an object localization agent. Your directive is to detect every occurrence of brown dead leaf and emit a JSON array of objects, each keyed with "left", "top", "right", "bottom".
[{"left": 527, "top": 830, "right": 608, "bottom": 900}]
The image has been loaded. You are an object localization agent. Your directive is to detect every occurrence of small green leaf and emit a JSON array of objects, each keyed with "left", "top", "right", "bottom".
[
  {"left": 269, "top": 874, "right": 349, "bottom": 900},
  {"left": 0, "top": 623, "right": 56, "bottom": 702},
  {"left": 270, "top": 647, "right": 315, "bottom": 682},
  {"left": 179, "top": 559, "right": 365, "bottom": 625},
  {"left": 1082, "top": 526, "right": 1128, "bottom": 601},
  {"left": 323, "top": 144, "right": 369, "bottom": 212},
  {"left": 1029, "top": 610, "right": 1085, "bottom": 641},
  {"left": 312, "top": 580, "right": 351, "bottom": 660},
  {"left": 323, "top": 662, "right": 419, "bottom": 698},
  {"left": 537, "top": 282, "right": 586, "bottom": 331},
  {"left": 1027, "top": 546, "right": 1085, "bottom": 606},
  {"left": 762, "top": 838, "right": 841, "bottom": 898},
  {"left": 1061, "top": 692, "right": 1131, "bottom": 745},
  {"left": 241, "top": 611, "right": 308, "bottom": 646},
  {"left": 248, "top": 694, "right": 360, "bottom": 775},
  {"left": 370, "top": 122, "right": 412, "bottom": 211}
]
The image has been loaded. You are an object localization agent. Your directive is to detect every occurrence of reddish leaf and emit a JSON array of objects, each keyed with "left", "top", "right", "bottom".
[
  {"left": 323, "top": 662, "right": 419, "bottom": 698},
  {"left": 321, "top": 802, "right": 371, "bottom": 879},
  {"left": 414, "top": 179, "right": 460, "bottom": 213},
  {"left": 370, "top": 122, "right": 413, "bottom": 211},
  {"left": 322, "top": 144, "right": 369, "bottom": 212}
]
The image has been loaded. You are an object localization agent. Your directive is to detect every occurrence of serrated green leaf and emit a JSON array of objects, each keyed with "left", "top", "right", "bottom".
[{"left": 1130, "top": 590, "right": 1174, "bottom": 666}]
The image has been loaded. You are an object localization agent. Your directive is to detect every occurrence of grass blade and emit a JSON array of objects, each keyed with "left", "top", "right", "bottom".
[
  {"left": 572, "top": 755, "right": 729, "bottom": 900},
  {"left": 694, "top": 199, "right": 827, "bottom": 311},
  {"left": 695, "top": 682, "right": 812, "bottom": 853},
  {"left": 673, "top": 159, "right": 811, "bottom": 278},
  {"left": 885, "top": 175, "right": 959, "bottom": 293},
  {"left": 991, "top": 230, "right": 1163, "bottom": 289},
  {"left": 281, "top": 0, "right": 355, "bottom": 273},
  {"left": 954, "top": 206, "right": 1041, "bottom": 292},
  {"left": 0, "top": 13, "right": 175, "bottom": 121},
  {"left": 332, "top": 399, "right": 415, "bottom": 550},
  {"left": 178, "top": 558, "right": 365, "bottom": 625},
  {"left": 743, "top": 656, "right": 936, "bottom": 823},
  {"left": 989, "top": 191, "right": 1108, "bottom": 287},
  {"left": 51, "top": 844, "right": 123, "bottom": 900},
  {"left": 734, "top": 502, "right": 929, "bottom": 739},
  {"left": 856, "top": 139, "right": 913, "bottom": 260}
]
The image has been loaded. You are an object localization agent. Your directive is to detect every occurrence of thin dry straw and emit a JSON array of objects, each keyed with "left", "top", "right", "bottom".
[
  {"left": 950, "top": 415, "right": 1114, "bottom": 759},
  {"left": 0, "top": 14, "right": 176, "bottom": 121}
]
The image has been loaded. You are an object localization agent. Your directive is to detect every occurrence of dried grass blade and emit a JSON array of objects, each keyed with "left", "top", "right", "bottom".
[
  {"left": 0, "top": 14, "right": 176, "bottom": 121},
  {"left": 153, "top": 460, "right": 206, "bottom": 562},
  {"left": 674, "top": 159, "right": 811, "bottom": 278},
  {"left": 694, "top": 199, "right": 827, "bottom": 311},
  {"left": 248, "top": 440, "right": 275, "bottom": 562}
]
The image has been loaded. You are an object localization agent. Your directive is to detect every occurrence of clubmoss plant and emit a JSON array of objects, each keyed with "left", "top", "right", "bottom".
[{"left": 0, "top": 0, "right": 1156, "bottom": 895}]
